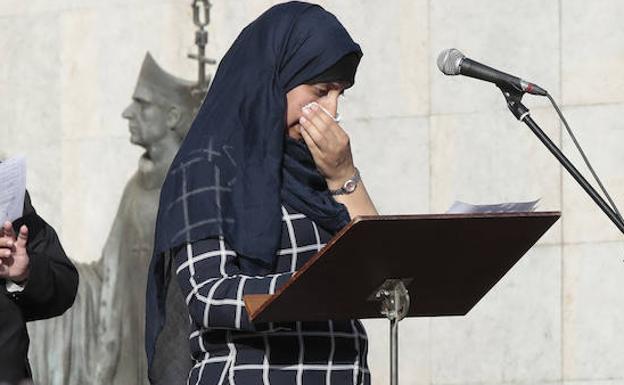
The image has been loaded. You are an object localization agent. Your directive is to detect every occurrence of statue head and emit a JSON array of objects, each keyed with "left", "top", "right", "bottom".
[{"left": 122, "top": 53, "right": 198, "bottom": 149}]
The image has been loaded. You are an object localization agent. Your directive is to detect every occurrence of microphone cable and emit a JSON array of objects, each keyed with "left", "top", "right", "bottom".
[{"left": 545, "top": 92, "right": 624, "bottom": 227}]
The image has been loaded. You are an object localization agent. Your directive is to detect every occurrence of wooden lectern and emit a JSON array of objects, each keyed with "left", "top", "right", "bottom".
[{"left": 244, "top": 212, "right": 560, "bottom": 385}]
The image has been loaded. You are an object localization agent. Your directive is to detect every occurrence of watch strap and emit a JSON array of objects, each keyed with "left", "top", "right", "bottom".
[{"left": 329, "top": 168, "right": 361, "bottom": 196}]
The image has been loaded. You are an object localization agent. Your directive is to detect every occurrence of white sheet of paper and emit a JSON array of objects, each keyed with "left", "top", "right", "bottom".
[
  {"left": 446, "top": 199, "right": 540, "bottom": 214},
  {"left": 0, "top": 156, "right": 26, "bottom": 223}
]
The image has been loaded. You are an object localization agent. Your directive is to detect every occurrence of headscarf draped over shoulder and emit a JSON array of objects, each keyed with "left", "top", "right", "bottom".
[{"left": 146, "top": 1, "right": 362, "bottom": 368}]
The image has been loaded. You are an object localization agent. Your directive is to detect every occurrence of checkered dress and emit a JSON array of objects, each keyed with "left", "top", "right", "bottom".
[{"left": 174, "top": 204, "right": 370, "bottom": 385}]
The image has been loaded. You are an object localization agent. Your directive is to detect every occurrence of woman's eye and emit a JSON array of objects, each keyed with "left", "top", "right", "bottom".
[{"left": 315, "top": 87, "right": 329, "bottom": 96}]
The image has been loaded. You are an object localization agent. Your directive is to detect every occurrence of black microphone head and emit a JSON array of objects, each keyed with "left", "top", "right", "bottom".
[{"left": 437, "top": 48, "right": 465, "bottom": 75}]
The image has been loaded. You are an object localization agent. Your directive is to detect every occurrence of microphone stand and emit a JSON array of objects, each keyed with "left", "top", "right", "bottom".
[{"left": 498, "top": 86, "right": 624, "bottom": 235}]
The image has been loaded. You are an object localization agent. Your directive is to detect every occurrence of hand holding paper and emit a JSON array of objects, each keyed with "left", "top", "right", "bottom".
[{"left": 0, "top": 156, "right": 26, "bottom": 223}]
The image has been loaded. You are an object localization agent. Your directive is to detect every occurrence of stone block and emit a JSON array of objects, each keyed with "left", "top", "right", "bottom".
[
  {"left": 561, "top": 0, "right": 624, "bottom": 105},
  {"left": 347, "top": 115, "right": 430, "bottom": 215},
  {"left": 430, "top": 244, "right": 562, "bottom": 384},
  {"left": 430, "top": 107, "right": 562, "bottom": 244},
  {"left": 562, "top": 241, "right": 624, "bottom": 382},
  {"left": 430, "top": 0, "right": 560, "bottom": 115}
]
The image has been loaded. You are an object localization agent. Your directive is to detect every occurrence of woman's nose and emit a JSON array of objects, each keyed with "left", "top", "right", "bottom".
[{"left": 319, "top": 89, "right": 341, "bottom": 117}]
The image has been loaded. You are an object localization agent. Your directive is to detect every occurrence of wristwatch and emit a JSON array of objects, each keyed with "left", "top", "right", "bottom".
[{"left": 329, "top": 168, "right": 361, "bottom": 196}]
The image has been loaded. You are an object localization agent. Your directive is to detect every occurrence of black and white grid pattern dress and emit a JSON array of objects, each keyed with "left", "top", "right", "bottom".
[{"left": 174, "top": 204, "right": 370, "bottom": 385}]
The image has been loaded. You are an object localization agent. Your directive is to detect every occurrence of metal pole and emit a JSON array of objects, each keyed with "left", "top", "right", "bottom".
[
  {"left": 390, "top": 317, "right": 399, "bottom": 385},
  {"left": 189, "top": 0, "right": 216, "bottom": 96},
  {"left": 372, "top": 279, "right": 410, "bottom": 385}
]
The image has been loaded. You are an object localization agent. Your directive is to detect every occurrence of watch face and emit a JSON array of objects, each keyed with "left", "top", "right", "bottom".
[{"left": 344, "top": 180, "right": 357, "bottom": 193}]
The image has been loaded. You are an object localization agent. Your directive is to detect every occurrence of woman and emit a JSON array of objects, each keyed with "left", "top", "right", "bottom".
[{"left": 146, "top": 2, "right": 377, "bottom": 384}]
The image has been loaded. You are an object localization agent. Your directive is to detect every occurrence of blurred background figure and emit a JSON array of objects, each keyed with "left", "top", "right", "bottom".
[{"left": 0, "top": 193, "right": 78, "bottom": 385}]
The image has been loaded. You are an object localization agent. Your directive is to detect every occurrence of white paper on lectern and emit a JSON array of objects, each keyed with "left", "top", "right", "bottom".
[
  {"left": 446, "top": 199, "right": 540, "bottom": 214},
  {"left": 0, "top": 156, "right": 26, "bottom": 223}
]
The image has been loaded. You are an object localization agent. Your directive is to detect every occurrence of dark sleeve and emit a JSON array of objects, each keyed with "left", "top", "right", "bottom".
[
  {"left": 174, "top": 236, "right": 294, "bottom": 331},
  {"left": 10, "top": 193, "right": 79, "bottom": 321}
]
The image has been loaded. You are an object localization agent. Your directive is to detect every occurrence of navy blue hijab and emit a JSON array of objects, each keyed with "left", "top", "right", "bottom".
[{"left": 146, "top": 1, "right": 362, "bottom": 368}]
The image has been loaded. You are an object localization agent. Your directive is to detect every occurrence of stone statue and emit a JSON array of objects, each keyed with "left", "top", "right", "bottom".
[
  {"left": 28, "top": 53, "right": 202, "bottom": 385},
  {"left": 96, "top": 52, "right": 197, "bottom": 385}
]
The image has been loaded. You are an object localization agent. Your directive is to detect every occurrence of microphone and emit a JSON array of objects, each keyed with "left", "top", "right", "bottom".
[{"left": 437, "top": 48, "right": 547, "bottom": 96}]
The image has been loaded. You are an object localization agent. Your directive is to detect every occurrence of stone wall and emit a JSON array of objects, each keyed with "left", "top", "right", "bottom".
[{"left": 2, "top": 1, "right": 623, "bottom": 384}]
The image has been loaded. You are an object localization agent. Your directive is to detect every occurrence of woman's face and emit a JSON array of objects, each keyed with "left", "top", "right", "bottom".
[{"left": 285, "top": 82, "right": 346, "bottom": 140}]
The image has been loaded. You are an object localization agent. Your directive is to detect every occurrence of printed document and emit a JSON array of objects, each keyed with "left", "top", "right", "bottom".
[
  {"left": 447, "top": 199, "right": 540, "bottom": 214},
  {"left": 0, "top": 156, "right": 26, "bottom": 223}
]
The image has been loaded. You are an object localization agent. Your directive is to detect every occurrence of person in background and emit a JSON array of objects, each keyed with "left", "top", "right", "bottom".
[{"left": 0, "top": 193, "right": 78, "bottom": 384}]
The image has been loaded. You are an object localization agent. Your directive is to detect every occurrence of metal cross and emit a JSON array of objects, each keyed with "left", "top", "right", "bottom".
[{"left": 189, "top": 0, "right": 216, "bottom": 97}]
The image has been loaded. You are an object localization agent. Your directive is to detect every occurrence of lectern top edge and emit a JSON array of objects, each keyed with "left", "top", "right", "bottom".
[{"left": 353, "top": 211, "right": 561, "bottom": 222}]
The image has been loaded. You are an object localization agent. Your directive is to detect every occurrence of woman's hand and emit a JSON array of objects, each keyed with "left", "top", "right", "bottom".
[
  {"left": 298, "top": 89, "right": 378, "bottom": 217},
  {"left": 298, "top": 90, "right": 356, "bottom": 189}
]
